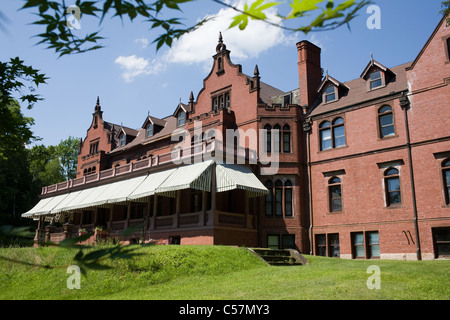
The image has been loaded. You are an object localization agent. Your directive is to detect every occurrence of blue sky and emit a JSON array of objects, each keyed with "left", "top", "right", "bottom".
[{"left": 0, "top": 0, "right": 445, "bottom": 146}]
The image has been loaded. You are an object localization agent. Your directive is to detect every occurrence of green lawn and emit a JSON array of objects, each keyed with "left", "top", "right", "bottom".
[{"left": 0, "top": 245, "right": 448, "bottom": 300}]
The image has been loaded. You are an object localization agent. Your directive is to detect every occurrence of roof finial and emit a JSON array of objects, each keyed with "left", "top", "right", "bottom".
[
  {"left": 254, "top": 64, "right": 260, "bottom": 77},
  {"left": 370, "top": 52, "right": 374, "bottom": 61},
  {"left": 95, "top": 96, "right": 101, "bottom": 113},
  {"left": 216, "top": 31, "right": 227, "bottom": 53}
]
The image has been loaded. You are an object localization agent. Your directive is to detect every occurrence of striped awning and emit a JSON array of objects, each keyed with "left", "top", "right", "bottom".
[
  {"left": 128, "top": 168, "right": 177, "bottom": 201},
  {"left": 154, "top": 160, "right": 214, "bottom": 197},
  {"left": 22, "top": 193, "right": 69, "bottom": 218},
  {"left": 215, "top": 163, "right": 269, "bottom": 197}
]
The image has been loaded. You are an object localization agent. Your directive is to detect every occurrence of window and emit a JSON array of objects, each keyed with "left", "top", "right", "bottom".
[
  {"left": 283, "top": 124, "right": 291, "bottom": 153},
  {"left": 273, "top": 124, "right": 281, "bottom": 153},
  {"left": 432, "top": 227, "right": 450, "bottom": 258},
  {"left": 319, "top": 121, "right": 332, "bottom": 151},
  {"left": 264, "top": 124, "right": 271, "bottom": 153},
  {"left": 275, "top": 180, "right": 283, "bottom": 216},
  {"left": 352, "top": 232, "right": 365, "bottom": 259},
  {"left": 352, "top": 231, "right": 380, "bottom": 259},
  {"left": 267, "top": 234, "right": 295, "bottom": 249},
  {"left": 442, "top": 159, "right": 450, "bottom": 205},
  {"left": 89, "top": 141, "right": 99, "bottom": 155},
  {"left": 332, "top": 118, "right": 345, "bottom": 148},
  {"left": 177, "top": 111, "right": 185, "bottom": 126},
  {"left": 369, "top": 70, "right": 383, "bottom": 89},
  {"left": 119, "top": 133, "right": 126, "bottom": 146},
  {"left": 446, "top": 38, "right": 450, "bottom": 61},
  {"left": 367, "top": 231, "right": 380, "bottom": 258},
  {"left": 319, "top": 117, "right": 346, "bottom": 151},
  {"left": 284, "top": 180, "right": 293, "bottom": 216},
  {"left": 328, "top": 177, "right": 342, "bottom": 212},
  {"left": 385, "top": 168, "right": 401, "bottom": 206},
  {"left": 267, "top": 235, "right": 279, "bottom": 249},
  {"left": 146, "top": 123, "right": 153, "bottom": 137},
  {"left": 378, "top": 106, "right": 395, "bottom": 138},
  {"left": 265, "top": 180, "right": 273, "bottom": 216},
  {"left": 212, "top": 91, "right": 231, "bottom": 111},
  {"left": 324, "top": 85, "right": 336, "bottom": 103},
  {"left": 265, "top": 179, "right": 294, "bottom": 218},
  {"left": 315, "top": 234, "right": 340, "bottom": 257},
  {"left": 283, "top": 93, "right": 292, "bottom": 107}
]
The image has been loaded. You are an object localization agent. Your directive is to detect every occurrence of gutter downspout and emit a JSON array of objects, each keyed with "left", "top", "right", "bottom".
[
  {"left": 303, "top": 117, "right": 313, "bottom": 255},
  {"left": 400, "top": 93, "right": 422, "bottom": 260}
]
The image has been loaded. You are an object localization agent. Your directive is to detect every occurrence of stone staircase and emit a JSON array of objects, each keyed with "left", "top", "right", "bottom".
[{"left": 247, "top": 248, "right": 307, "bottom": 266}]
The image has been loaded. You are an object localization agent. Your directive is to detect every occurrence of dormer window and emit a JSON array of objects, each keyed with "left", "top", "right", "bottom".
[
  {"left": 119, "top": 133, "right": 126, "bottom": 146},
  {"left": 324, "top": 86, "right": 336, "bottom": 103},
  {"left": 146, "top": 123, "right": 154, "bottom": 137},
  {"left": 369, "top": 70, "right": 383, "bottom": 89},
  {"left": 177, "top": 111, "right": 185, "bottom": 126}
]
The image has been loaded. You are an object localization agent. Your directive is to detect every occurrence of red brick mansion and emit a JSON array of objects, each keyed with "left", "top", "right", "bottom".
[{"left": 23, "top": 17, "right": 450, "bottom": 260}]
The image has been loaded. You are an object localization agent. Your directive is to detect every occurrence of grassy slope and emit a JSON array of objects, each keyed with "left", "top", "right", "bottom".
[{"left": 0, "top": 245, "right": 449, "bottom": 300}]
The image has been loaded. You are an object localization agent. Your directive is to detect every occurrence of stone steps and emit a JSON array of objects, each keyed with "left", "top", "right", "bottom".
[{"left": 248, "top": 248, "right": 307, "bottom": 266}]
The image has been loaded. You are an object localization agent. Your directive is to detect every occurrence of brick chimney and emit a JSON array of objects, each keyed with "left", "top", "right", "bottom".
[{"left": 297, "top": 41, "right": 322, "bottom": 111}]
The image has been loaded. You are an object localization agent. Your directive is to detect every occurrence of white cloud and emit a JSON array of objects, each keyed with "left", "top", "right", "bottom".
[
  {"left": 134, "top": 38, "right": 150, "bottom": 48},
  {"left": 114, "top": 55, "right": 166, "bottom": 82},
  {"left": 164, "top": 0, "right": 289, "bottom": 66}
]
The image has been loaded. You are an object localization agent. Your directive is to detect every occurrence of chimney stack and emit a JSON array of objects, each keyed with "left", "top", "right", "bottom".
[{"left": 297, "top": 41, "right": 322, "bottom": 111}]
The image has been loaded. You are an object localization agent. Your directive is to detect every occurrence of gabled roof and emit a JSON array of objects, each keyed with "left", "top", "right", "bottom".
[
  {"left": 317, "top": 71, "right": 349, "bottom": 93},
  {"left": 309, "top": 62, "right": 411, "bottom": 117},
  {"left": 142, "top": 115, "right": 167, "bottom": 129},
  {"left": 360, "top": 57, "right": 389, "bottom": 79}
]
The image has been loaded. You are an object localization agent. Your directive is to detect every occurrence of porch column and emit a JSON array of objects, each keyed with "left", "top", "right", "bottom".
[
  {"left": 244, "top": 192, "right": 249, "bottom": 228},
  {"left": 201, "top": 191, "right": 207, "bottom": 226},
  {"left": 208, "top": 163, "right": 216, "bottom": 226},
  {"left": 175, "top": 190, "right": 181, "bottom": 228},
  {"left": 151, "top": 195, "right": 157, "bottom": 230}
]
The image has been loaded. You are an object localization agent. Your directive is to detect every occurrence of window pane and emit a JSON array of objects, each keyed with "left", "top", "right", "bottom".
[
  {"left": 385, "top": 168, "right": 399, "bottom": 176},
  {"left": 268, "top": 235, "right": 279, "bottom": 249},
  {"left": 325, "top": 92, "right": 336, "bottom": 102},
  {"left": 379, "top": 106, "right": 392, "bottom": 114},
  {"left": 445, "top": 170, "right": 450, "bottom": 186},
  {"left": 389, "top": 191, "right": 401, "bottom": 204},
  {"left": 328, "top": 234, "right": 340, "bottom": 257},
  {"left": 321, "top": 128, "right": 332, "bottom": 150},
  {"left": 285, "top": 189, "right": 292, "bottom": 216},
  {"left": 387, "top": 177, "right": 400, "bottom": 192},
  {"left": 368, "top": 232, "right": 379, "bottom": 245},
  {"left": 325, "top": 86, "right": 335, "bottom": 94},
  {"left": 380, "top": 114, "right": 393, "bottom": 127},
  {"left": 381, "top": 124, "right": 395, "bottom": 137},
  {"left": 370, "top": 245, "right": 380, "bottom": 257},
  {"left": 283, "top": 132, "right": 291, "bottom": 153},
  {"left": 275, "top": 189, "right": 282, "bottom": 215},
  {"left": 319, "top": 121, "right": 330, "bottom": 129},
  {"left": 355, "top": 246, "right": 365, "bottom": 258},
  {"left": 265, "top": 193, "right": 272, "bottom": 216},
  {"left": 266, "top": 131, "right": 271, "bottom": 153},
  {"left": 371, "top": 78, "right": 383, "bottom": 89},
  {"left": 282, "top": 235, "right": 295, "bottom": 249},
  {"left": 370, "top": 71, "right": 381, "bottom": 80},
  {"left": 333, "top": 117, "right": 344, "bottom": 125},
  {"left": 333, "top": 125, "right": 345, "bottom": 148},
  {"left": 354, "top": 233, "right": 364, "bottom": 245},
  {"left": 316, "top": 234, "right": 327, "bottom": 256}
]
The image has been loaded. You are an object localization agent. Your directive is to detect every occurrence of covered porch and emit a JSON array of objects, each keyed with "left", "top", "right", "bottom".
[{"left": 23, "top": 160, "right": 268, "bottom": 246}]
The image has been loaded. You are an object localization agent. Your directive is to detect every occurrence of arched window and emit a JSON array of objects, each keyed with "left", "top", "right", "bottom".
[
  {"left": 332, "top": 118, "right": 345, "bottom": 148},
  {"left": 442, "top": 159, "right": 450, "bottom": 205},
  {"left": 91, "top": 166, "right": 96, "bottom": 174},
  {"left": 283, "top": 124, "right": 291, "bottom": 153},
  {"left": 273, "top": 124, "right": 281, "bottom": 153},
  {"left": 328, "top": 177, "right": 342, "bottom": 212},
  {"left": 265, "top": 180, "right": 273, "bottom": 216},
  {"left": 264, "top": 124, "right": 271, "bottom": 153},
  {"left": 319, "top": 118, "right": 345, "bottom": 151},
  {"left": 319, "top": 121, "right": 331, "bottom": 150},
  {"left": 384, "top": 168, "right": 401, "bottom": 206},
  {"left": 83, "top": 169, "right": 87, "bottom": 176},
  {"left": 378, "top": 106, "right": 395, "bottom": 138},
  {"left": 274, "top": 179, "right": 283, "bottom": 216},
  {"left": 284, "top": 180, "right": 293, "bottom": 216}
]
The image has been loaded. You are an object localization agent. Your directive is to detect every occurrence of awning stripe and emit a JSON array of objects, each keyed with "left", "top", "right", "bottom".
[
  {"left": 215, "top": 163, "right": 269, "bottom": 197},
  {"left": 155, "top": 160, "right": 213, "bottom": 197},
  {"left": 127, "top": 168, "right": 177, "bottom": 200}
]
